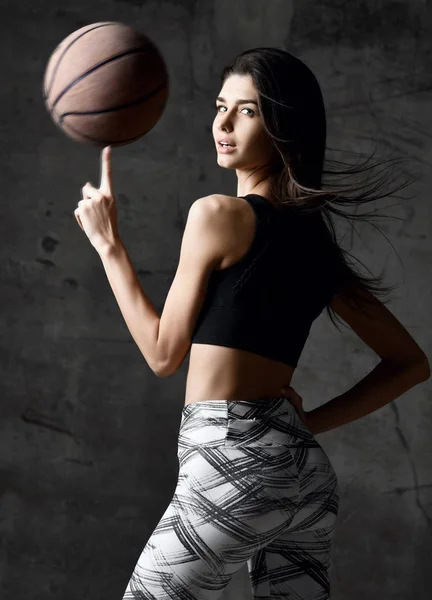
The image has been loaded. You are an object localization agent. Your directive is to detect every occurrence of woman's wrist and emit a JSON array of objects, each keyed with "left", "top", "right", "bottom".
[{"left": 304, "top": 410, "right": 322, "bottom": 436}]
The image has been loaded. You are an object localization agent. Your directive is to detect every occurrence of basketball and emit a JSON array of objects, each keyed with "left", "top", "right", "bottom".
[{"left": 42, "top": 22, "right": 169, "bottom": 147}]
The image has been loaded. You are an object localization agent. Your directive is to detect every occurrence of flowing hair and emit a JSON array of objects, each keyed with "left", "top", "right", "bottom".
[{"left": 220, "top": 47, "right": 418, "bottom": 329}]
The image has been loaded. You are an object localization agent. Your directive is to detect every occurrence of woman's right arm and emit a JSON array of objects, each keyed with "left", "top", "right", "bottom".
[{"left": 284, "top": 287, "right": 430, "bottom": 435}]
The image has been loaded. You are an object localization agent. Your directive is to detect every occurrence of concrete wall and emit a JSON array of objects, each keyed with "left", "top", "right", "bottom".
[{"left": 1, "top": 1, "right": 430, "bottom": 598}]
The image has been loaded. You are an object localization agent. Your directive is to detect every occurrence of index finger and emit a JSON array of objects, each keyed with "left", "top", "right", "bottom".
[{"left": 99, "top": 146, "right": 113, "bottom": 195}]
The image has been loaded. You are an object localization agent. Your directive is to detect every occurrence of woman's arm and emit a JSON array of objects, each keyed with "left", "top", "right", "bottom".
[
  {"left": 98, "top": 241, "right": 161, "bottom": 374},
  {"left": 307, "top": 286, "right": 430, "bottom": 435},
  {"left": 306, "top": 358, "right": 429, "bottom": 435}
]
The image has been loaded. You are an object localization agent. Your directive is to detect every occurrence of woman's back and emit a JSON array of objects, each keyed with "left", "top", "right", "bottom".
[{"left": 185, "top": 193, "right": 338, "bottom": 406}]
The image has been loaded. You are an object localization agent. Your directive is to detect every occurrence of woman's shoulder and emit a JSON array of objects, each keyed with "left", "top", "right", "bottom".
[
  {"left": 194, "top": 193, "right": 239, "bottom": 210},
  {"left": 199, "top": 194, "right": 255, "bottom": 223},
  {"left": 189, "top": 194, "right": 250, "bottom": 231}
]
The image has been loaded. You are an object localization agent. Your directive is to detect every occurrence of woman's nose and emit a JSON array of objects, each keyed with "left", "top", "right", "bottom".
[{"left": 218, "top": 117, "right": 232, "bottom": 130}]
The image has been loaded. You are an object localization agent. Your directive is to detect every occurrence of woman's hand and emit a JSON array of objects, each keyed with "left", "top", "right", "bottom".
[
  {"left": 74, "top": 146, "right": 120, "bottom": 253},
  {"left": 280, "top": 384, "right": 310, "bottom": 429}
]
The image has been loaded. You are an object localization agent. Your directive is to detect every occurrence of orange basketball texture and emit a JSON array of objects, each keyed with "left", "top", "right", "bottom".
[{"left": 42, "top": 22, "right": 169, "bottom": 147}]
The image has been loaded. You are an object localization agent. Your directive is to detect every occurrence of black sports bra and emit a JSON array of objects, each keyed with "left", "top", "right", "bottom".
[{"left": 191, "top": 194, "right": 340, "bottom": 367}]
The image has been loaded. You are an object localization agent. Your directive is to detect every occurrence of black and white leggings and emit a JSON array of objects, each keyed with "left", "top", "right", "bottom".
[{"left": 122, "top": 396, "right": 339, "bottom": 599}]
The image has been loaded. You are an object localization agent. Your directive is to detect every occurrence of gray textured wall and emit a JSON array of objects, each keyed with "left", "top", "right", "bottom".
[{"left": 1, "top": 1, "right": 431, "bottom": 599}]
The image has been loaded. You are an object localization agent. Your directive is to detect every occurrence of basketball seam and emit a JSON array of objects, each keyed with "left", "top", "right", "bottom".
[
  {"left": 44, "top": 22, "right": 117, "bottom": 100},
  {"left": 58, "top": 82, "right": 167, "bottom": 119},
  {"left": 49, "top": 46, "right": 156, "bottom": 111},
  {"left": 60, "top": 115, "right": 152, "bottom": 146}
]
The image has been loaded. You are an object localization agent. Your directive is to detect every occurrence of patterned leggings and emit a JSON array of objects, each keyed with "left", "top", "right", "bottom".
[{"left": 122, "top": 397, "right": 339, "bottom": 599}]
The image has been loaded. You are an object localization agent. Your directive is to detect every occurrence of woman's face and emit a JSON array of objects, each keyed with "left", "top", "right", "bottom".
[{"left": 212, "top": 74, "right": 278, "bottom": 172}]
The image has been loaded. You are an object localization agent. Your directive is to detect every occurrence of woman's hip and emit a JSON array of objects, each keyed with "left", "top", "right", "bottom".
[
  {"left": 177, "top": 397, "right": 337, "bottom": 481},
  {"left": 179, "top": 396, "right": 319, "bottom": 450},
  {"left": 176, "top": 396, "right": 338, "bottom": 517}
]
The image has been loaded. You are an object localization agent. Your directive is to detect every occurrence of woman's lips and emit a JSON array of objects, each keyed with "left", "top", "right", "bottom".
[{"left": 217, "top": 143, "right": 236, "bottom": 154}]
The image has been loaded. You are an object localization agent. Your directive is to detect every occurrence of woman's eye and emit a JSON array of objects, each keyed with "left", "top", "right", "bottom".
[{"left": 215, "top": 105, "right": 255, "bottom": 116}]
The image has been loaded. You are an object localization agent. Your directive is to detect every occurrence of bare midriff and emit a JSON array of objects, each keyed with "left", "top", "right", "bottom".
[
  {"left": 184, "top": 344, "right": 295, "bottom": 405},
  {"left": 183, "top": 194, "right": 295, "bottom": 407}
]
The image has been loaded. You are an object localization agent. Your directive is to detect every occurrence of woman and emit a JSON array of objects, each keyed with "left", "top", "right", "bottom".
[{"left": 76, "top": 48, "right": 430, "bottom": 599}]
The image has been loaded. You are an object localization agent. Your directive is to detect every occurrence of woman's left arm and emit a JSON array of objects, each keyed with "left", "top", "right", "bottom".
[
  {"left": 98, "top": 241, "right": 162, "bottom": 374},
  {"left": 74, "top": 147, "right": 162, "bottom": 375}
]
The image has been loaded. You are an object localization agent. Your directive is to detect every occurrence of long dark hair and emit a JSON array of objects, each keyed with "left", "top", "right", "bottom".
[{"left": 220, "top": 47, "right": 417, "bottom": 329}]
